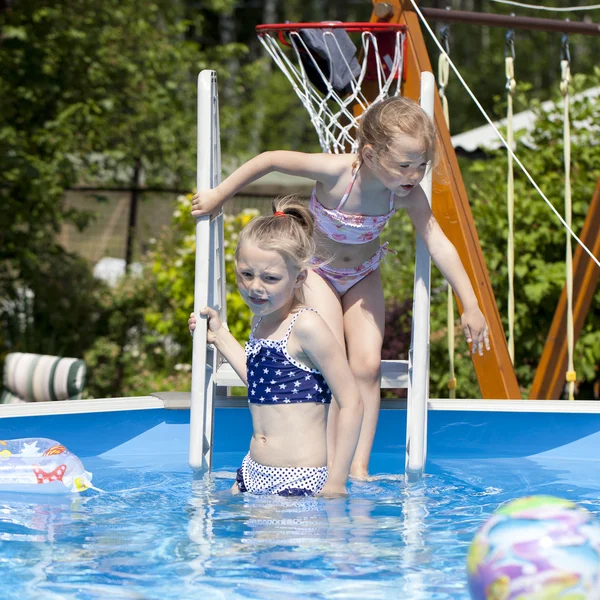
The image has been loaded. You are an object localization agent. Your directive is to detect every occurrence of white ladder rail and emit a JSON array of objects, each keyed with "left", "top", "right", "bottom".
[
  {"left": 189, "top": 70, "right": 222, "bottom": 471},
  {"left": 190, "top": 69, "right": 432, "bottom": 480},
  {"left": 405, "top": 72, "right": 434, "bottom": 482},
  {"left": 203, "top": 73, "right": 227, "bottom": 470}
]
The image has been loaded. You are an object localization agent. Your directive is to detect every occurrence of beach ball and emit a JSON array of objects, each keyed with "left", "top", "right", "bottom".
[{"left": 467, "top": 495, "right": 600, "bottom": 599}]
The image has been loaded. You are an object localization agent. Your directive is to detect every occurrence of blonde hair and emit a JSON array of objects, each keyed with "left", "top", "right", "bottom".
[
  {"left": 235, "top": 196, "right": 316, "bottom": 272},
  {"left": 357, "top": 96, "right": 438, "bottom": 171}
]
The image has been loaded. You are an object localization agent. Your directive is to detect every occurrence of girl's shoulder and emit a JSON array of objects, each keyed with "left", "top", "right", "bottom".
[
  {"left": 291, "top": 306, "right": 322, "bottom": 319},
  {"left": 289, "top": 308, "right": 328, "bottom": 341},
  {"left": 329, "top": 153, "right": 358, "bottom": 174},
  {"left": 314, "top": 154, "right": 360, "bottom": 196},
  {"left": 316, "top": 153, "right": 356, "bottom": 185},
  {"left": 308, "top": 152, "right": 356, "bottom": 172}
]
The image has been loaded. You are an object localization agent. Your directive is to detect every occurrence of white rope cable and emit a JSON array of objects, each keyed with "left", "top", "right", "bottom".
[
  {"left": 505, "top": 52, "right": 516, "bottom": 364},
  {"left": 408, "top": 0, "right": 600, "bottom": 270},
  {"left": 561, "top": 56, "right": 576, "bottom": 400},
  {"left": 488, "top": 0, "right": 600, "bottom": 12},
  {"left": 437, "top": 38, "right": 457, "bottom": 399}
]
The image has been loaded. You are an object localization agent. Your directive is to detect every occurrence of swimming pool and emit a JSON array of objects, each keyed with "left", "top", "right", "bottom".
[{"left": 1, "top": 397, "right": 599, "bottom": 599}]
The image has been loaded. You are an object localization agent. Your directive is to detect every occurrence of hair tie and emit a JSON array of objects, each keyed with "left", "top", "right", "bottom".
[{"left": 273, "top": 211, "right": 286, "bottom": 217}]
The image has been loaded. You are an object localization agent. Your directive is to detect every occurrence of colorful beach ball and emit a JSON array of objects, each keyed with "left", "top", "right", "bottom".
[{"left": 467, "top": 495, "right": 600, "bottom": 599}]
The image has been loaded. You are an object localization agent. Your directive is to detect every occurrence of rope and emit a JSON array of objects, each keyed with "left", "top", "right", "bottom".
[
  {"left": 505, "top": 32, "right": 516, "bottom": 364},
  {"left": 488, "top": 0, "right": 600, "bottom": 12},
  {"left": 437, "top": 25, "right": 456, "bottom": 398},
  {"left": 560, "top": 36, "right": 576, "bottom": 400},
  {"left": 408, "top": 0, "right": 600, "bottom": 271}
]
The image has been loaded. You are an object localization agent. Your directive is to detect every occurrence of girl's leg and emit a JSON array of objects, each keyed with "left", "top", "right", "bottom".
[
  {"left": 302, "top": 270, "right": 345, "bottom": 468},
  {"left": 341, "top": 267, "right": 385, "bottom": 479}
]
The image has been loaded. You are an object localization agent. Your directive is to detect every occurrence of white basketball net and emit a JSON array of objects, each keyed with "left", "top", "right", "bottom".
[{"left": 258, "top": 27, "right": 406, "bottom": 154}]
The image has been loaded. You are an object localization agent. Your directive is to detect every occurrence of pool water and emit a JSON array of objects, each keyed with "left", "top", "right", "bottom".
[
  {"left": 1, "top": 405, "right": 599, "bottom": 599},
  {"left": 1, "top": 453, "right": 599, "bottom": 600}
]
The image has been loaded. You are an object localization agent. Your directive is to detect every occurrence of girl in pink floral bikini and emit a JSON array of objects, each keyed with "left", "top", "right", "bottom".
[
  {"left": 307, "top": 158, "right": 397, "bottom": 294},
  {"left": 191, "top": 96, "right": 490, "bottom": 479}
]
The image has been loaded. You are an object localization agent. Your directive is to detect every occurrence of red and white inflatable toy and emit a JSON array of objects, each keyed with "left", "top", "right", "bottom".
[{"left": 0, "top": 438, "right": 92, "bottom": 494}]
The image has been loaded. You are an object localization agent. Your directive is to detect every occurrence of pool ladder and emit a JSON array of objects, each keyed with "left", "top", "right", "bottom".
[{"left": 190, "top": 70, "right": 433, "bottom": 482}]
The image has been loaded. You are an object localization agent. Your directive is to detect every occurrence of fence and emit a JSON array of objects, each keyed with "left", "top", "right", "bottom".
[{"left": 58, "top": 175, "right": 313, "bottom": 268}]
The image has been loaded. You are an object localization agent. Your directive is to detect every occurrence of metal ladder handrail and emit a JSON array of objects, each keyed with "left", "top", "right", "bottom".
[
  {"left": 189, "top": 69, "right": 432, "bottom": 480},
  {"left": 189, "top": 71, "right": 225, "bottom": 471},
  {"left": 405, "top": 72, "right": 434, "bottom": 482}
]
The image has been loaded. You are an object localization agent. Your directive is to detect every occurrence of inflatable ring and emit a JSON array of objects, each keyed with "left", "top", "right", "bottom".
[{"left": 0, "top": 438, "right": 93, "bottom": 494}]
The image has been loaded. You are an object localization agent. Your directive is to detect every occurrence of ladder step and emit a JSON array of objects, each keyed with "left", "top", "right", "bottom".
[
  {"left": 381, "top": 360, "right": 409, "bottom": 389},
  {"left": 214, "top": 360, "right": 409, "bottom": 389},
  {"left": 213, "top": 363, "right": 245, "bottom": 387}
]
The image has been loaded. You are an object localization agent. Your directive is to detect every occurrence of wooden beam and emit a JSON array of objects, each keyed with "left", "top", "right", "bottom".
[
  {"left": 420, "top": 7, "right": 600, "bottom": 37},
  {"left": 370, "top": 0, "right": 521, "bottom": 399},
  {"left": 529, "top": 178, "right": 600, "bottom": 399}
]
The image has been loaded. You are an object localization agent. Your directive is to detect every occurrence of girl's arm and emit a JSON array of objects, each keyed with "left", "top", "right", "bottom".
[
  {"left": 403, "top": 188, "right": 490, "bottom": 355},
  {"left": 191, "top": 151, "right": 344, "bottom": 217},
  {"left": 294, "top": 312, "right": 364, "bottom": 495},
  {"left": 191, "top": 308, "right": 248, "bottom": 384}
]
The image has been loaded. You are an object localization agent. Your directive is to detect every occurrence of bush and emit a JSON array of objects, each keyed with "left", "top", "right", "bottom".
[
  {"left": 381, "top": 72, "right": 600, "bottom": 399},
  {"left": 1, "top": 246, "right": 106, "bottom": 363},
  {"left": 83, "top": 195, "right": 257, "bottom": 398}
]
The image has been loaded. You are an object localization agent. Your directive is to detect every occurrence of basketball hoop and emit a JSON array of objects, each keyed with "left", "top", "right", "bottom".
[{"left": 256, "top": 22, "right": 407, "bottom": 154}]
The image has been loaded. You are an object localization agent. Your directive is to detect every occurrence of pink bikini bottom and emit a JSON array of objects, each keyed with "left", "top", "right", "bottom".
[{"left": 310, "top": 243, "right": 395, "bottom": 296}]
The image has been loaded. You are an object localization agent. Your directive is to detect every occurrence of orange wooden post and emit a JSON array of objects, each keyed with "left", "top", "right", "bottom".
[
  {"left": 370, "top": 0, "right": 521, "bottom": 399},
  {"left": 529, "top": 178, "right": 600, "bottom": 399}
]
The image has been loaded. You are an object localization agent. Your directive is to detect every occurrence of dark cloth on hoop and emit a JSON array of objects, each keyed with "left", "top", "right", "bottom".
[{"left": 298, "top": 26, "right": 361, "bottom": 96}]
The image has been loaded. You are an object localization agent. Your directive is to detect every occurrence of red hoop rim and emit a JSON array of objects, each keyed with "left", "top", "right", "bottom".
[{"left": 256, "top": 22, "right": 407, "bottom": 34}]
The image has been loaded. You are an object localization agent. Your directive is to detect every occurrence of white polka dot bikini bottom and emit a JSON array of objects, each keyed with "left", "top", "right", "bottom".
[{"left": 236, "top": 454, "right": 328, "bottom": 497}]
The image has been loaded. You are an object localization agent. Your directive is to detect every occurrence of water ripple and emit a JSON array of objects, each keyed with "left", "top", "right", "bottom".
[{"left": 0, "top": 458, "right": 598, "bottom": 599}]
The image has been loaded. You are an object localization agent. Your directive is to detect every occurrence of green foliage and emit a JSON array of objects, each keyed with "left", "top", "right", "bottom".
[
  {"left": 83, "top": 266, "right": 193, "bottom": 399},
  {"left": 3, "top": 0, "right": 599, "bottom": 403},
  {"left": 464, "top": 72, "right": 600, "bottom": 399},
  {"left": 146, "top": 194, "right": 256, "bottom": 349},
  {"left": 0, "top": 0, "right": 204, "bottom": 362},
  {"left": 381, "top": 207, "right": 481, "bottom": 398},
  {"left": 0, "top": 247, "right": 106, "bottom": 362},
  {"left": 0, "top": 0, "right": 259, "bottom": 396},
  {"left": 82, "top": 70, "right": 600, "bottom": 399},
  {"left": 424, "top": 1, "right": 600, "bottom": 135},
  {"left": 381, "top": 71, "right": 600, "bottom": 399},
  {"left": 83, "top": 198, "right": 256, "bottom": 398}
]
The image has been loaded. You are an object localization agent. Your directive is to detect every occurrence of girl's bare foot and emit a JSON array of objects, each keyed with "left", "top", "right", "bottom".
[{"left": 349, "top": 465, "right": 371, "bottom": 481}]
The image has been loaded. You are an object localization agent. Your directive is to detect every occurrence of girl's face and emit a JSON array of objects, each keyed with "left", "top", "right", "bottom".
[
  {"left": 235, "top": 243, "right": 306, "bottom": 318},
  {"left": 365, "top": 136, "right": 429, "bottom": 197}
]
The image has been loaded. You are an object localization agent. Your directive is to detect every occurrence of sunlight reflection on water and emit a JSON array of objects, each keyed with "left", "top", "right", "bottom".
[{"left": 0, "top": 457, "right": 599, "bottom": 600}]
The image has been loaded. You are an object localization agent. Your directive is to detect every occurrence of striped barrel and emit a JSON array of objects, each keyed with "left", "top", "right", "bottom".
[{"left": 1, "top": 353, "right": 86, "bottom": 403}]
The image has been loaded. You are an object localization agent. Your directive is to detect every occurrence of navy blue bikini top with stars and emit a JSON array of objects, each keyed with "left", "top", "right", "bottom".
[{"left": 246, "top": 308, "right": 332, "bottom": 405}]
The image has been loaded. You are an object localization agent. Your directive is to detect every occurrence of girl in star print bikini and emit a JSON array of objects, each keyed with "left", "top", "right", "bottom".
[
  {"left": 191, "top": 96, "right": 491, "bottom": 479},
  {"left": 189, "top": 197, "right": 363, "bottom": 497}
]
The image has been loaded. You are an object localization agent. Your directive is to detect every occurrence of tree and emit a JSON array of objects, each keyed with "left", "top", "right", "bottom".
[
  {"left": 0, "top": 0, "right": 222, "bottom": 358},
  {"left": 423, "top": 0, "right": 599, "bottom": 134},
  {"left": 460, "top": 72, "right": 600, "bottom": 399},
  {"left": 381, "top": 71, "right": 600, "bottom": 399}
]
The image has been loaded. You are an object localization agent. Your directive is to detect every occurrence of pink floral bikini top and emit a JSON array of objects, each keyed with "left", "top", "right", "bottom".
[{"left": 309, "top": 162, "right": 396, "bottom": 244}]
